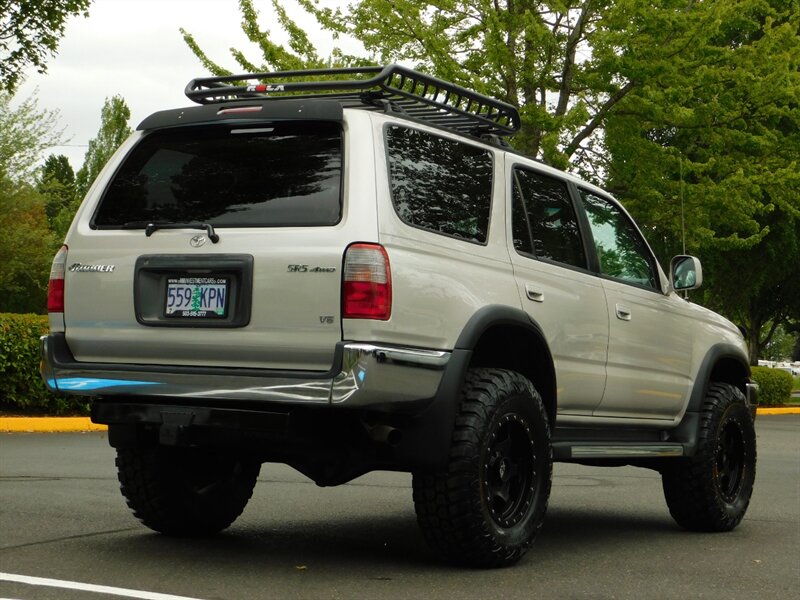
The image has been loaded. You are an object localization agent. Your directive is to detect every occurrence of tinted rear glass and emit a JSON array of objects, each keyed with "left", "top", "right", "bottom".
[
  {"left": 386, "top": 125, "right": 493, "bottom": 244},
  {"left": 93, "top": 122, "right": 342, "bottom": 228}
]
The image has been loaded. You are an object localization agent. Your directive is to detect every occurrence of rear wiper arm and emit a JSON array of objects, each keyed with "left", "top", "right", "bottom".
[
  {"left": 120, "top": 221, "right": 151, "bottom": 229},
  {"left": 144, "top": 222, "right": 220, "bottom": 243}
]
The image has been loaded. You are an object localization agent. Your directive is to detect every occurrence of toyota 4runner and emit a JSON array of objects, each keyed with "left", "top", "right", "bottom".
[{"left": 40, "top": 65, "right": 758, "bottom": 568}]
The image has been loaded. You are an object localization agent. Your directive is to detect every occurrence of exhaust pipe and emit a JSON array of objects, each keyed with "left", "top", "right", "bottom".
[{"left": 367, "top": 424, "right": 402, "bottom": 446}]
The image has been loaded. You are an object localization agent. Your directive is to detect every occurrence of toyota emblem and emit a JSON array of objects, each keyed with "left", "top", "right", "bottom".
[{"left": 189, "top": 235, "right": 207, "bottom": 248}]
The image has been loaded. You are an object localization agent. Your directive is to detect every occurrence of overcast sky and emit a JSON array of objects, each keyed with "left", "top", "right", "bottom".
[{"left": 15, "top": 0, "right": 358, "bottom": 171}]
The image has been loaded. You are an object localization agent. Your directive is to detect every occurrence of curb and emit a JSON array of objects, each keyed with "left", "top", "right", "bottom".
[
  {"left": 2, "top": 406, "right": 798, "bottom": 432},
  {"left": 755, "top": 406, "right": 800, "bottom": 415},
  {"left": 0, "top": 417, "right": 107, "bottom": 433}
]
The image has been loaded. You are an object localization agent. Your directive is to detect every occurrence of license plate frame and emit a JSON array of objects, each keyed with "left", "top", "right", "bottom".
[{"left": 165, "top": 276, "right": 230, "bottom": 318}]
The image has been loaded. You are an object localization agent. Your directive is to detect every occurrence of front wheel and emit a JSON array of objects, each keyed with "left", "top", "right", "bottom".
[
  {"left": 116, "top": 445, "right": 261, "bottom": 535},
  {"left": 412, "top": 368, "right": 552, "bottom": 568},
  {"left": 661, "top": 382, "right": 756, "bottom": 532}
]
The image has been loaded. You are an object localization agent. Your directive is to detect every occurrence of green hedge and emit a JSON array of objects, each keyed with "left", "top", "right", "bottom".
[
  {"left": 0, "top": 313, "right": 89, "bottom": 415},
  {"left": 751, "top": 366, "right": 793, "bottom": 406}
]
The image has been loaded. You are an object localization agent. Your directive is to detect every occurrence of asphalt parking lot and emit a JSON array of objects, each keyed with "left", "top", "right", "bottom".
[{"left": 1, "top": 415, "right": 798, "bottom": 600}]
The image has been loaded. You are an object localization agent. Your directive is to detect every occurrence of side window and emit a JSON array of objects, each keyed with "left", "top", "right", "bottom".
[
  {"left": 386, "top": 125, "right": 493, "bottom": 244},
  {"left": 579, "top": 190, "right": 658, "bottom": 289},
  {"left": 512, "top": 168, "right": 587, "bottom": 268}
]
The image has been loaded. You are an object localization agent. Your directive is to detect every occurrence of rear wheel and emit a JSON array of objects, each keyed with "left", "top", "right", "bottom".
[
  {"left": 116, "top": 445, "right": 260, "bottom": 535},
  {"left": 412, "top": 368, "right": 552, "bottom": 568},
  {"left": 661, "top": 382, "right": 756, "bottom": 531}
]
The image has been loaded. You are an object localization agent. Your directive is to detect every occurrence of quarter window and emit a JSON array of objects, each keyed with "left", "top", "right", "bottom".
[
  {"left": 386, "top": 126, "right": 493, "bottom": 244},
  {"left": 512, "top": 168, "right": 587, "bottom": 269},
  {"left": 579, "top": 190, "right": 658, "bottom": 289}
]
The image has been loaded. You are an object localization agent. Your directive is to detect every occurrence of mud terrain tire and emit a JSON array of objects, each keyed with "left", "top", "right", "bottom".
[
  {"left": 662, "top": 382, "right": 756, "bottom": 532},
  {"left": 116, "top": 445, "right": 260, "bottom": 535},
  {"left": 412, "top": 368, "right": 552, "bottom": 567}
]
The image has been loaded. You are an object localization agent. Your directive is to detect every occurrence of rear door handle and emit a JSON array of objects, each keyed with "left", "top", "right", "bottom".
[
  {"left": 615, "top": 303, "right": 632, "bottom": 321},
  {"left": 525, "top": 285, "right": 544, "bottom": 303}
]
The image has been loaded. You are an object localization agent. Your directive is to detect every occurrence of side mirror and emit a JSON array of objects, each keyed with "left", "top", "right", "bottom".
[{"left": 670, "top": 255, "right": 703, "bottom": 291}]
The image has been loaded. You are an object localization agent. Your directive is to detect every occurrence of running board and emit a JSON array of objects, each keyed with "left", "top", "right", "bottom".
[{"left": 554, "top": 443, "right": 685, "bottom": 460}]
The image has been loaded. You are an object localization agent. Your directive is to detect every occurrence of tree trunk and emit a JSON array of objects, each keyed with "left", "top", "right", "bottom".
[{"left": 747, "top": 315, "right": 761, "bottom": 367}]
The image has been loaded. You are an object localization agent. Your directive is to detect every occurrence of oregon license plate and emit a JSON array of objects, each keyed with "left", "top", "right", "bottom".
[{"left": 165, "top": 277, "right": 229, "bottom": 318}]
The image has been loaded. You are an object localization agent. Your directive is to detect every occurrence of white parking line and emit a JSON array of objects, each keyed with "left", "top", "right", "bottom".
[{"left": 0, "top": 573, "right": 208, "bottom": 600}]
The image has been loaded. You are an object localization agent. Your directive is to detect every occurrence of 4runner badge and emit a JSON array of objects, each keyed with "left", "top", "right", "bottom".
[{"left": 69, "top": 263, "right": 115, "bottom": 273}]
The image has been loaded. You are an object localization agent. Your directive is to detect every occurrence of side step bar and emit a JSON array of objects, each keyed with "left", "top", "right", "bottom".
[{"left": 553, "top": 442, "right": 685, "bottom": 460}]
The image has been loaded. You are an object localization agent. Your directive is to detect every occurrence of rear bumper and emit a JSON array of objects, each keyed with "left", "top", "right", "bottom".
[{"left": 40, "top": 333, "right": 450, "bottom": 409}]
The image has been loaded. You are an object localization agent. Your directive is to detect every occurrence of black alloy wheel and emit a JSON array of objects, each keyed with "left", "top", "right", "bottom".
[{"left": 484, "top": 413, "right": 537, "bottom": 528}]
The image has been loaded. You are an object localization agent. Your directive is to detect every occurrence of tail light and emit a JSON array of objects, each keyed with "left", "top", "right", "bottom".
[
  {"left": 47, "top": 245, "right": 68, "bottom": 313},
  {"left": 343, "top": 243, "right": 392, "bottom": 320}
]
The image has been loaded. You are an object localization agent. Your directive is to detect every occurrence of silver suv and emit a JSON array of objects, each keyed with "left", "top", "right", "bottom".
[{"left": 40, "top": 65, "right": 758, "bottom": 568}]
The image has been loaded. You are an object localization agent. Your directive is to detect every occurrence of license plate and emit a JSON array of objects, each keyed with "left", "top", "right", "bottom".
[{"left": 165, "top": 277, "right": 229, "bottom": 318}]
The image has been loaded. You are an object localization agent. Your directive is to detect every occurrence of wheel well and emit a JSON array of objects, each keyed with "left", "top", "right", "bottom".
[
  {"left": 709, "top": 357, "right": 749, "bottom": 396},
  {"left": 686, "top": 344, "right": 752, "bottom": 413},
  {"left": 468, "top": 324, "right": 556, "bottom": 426}
]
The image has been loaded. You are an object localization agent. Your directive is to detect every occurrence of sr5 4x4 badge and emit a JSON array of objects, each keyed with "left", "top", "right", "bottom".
[{"left": 287, "top": 265, "right": 336, "bottom": 273}]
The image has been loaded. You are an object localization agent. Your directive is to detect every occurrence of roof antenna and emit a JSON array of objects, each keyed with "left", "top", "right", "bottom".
[
  {"left": 680, "top": 157, "right": 686, "bottom": 255},
  {"left": 679, "top": 156, "right": 689, "bottom": 300}
]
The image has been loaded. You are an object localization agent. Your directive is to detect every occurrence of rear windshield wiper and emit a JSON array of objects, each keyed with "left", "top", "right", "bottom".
[
  {"left": 120, "top": 221, "right": 151, "bottom": 229},
  {"left": 144, "top": 222, "right": 220, "bottom": 243}
]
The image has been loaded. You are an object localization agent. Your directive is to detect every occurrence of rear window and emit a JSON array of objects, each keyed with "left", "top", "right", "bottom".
[
  {"left": 386, "top": 125, "right": 493, "bottom": 244},
  {"left": 92, "top": 121, "right": 342, "bottom": 228}
]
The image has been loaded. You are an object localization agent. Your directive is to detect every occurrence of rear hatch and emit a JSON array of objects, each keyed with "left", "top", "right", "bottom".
[{"left": 63, "top": 108, "right": 370, "bottom": 372}]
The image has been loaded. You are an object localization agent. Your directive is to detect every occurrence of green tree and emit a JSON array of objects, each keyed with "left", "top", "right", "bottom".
[
  {"left": 182, "top": 0, "right": 729, "bottom": 170},
  {"left": 180, "top": 0, "right": 366, "bottom": 75},
  {"left": 604, "top": 0, "right": 800, "bottom": 364},
  {"left": 0, "top": 90, "right": 63, "bottom": 181},
  {"left": 0, "top": 91, "right": 62, "bottom": 313},
  {"left": 0, "top": 0, "right": 91, "bottom": 93},
  {"left": 37, "top": 153, "right": 76, "bottom": 241},
  {"left": 75, "top": 94, "right": 132, "bottom": 200},
  {"left": 0, "top": 177, "right": 54, "bottom": 313},
  {"left": 38, "top": 154, "right": 75, "bottom": 221},
  {"left": 762, "top": 324, "right": 797, "bottom": 363}
]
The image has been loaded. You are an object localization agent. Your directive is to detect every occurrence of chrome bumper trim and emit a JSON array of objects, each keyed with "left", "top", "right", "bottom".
[
  {"left": 331, "top": 344, "right": 449, "bottom": 406},
  {"left": 745, "top": 381, "right": 759, "bottom": 406},
  {"left": 746, "top": 381, "right": 759, "bottom": 420},
  {"left": 41, "top": 336, "right": 450, "bottom": 407}
]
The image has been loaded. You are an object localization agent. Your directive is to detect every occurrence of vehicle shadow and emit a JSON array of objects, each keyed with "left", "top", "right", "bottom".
[
  {"left": 539, "top": 506, "right": 679, "bottom": 550},
  {"left": 92, "top": 504, "right": 681, "bottom": 572},
  {"left": 103, "top": 512, "right": 436, "bottom": 570}
]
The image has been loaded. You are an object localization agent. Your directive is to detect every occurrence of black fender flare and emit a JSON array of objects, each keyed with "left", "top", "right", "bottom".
[
  {"left": 671, "top": 343, "right": 751, "bottom": 455},
  {"left": 455, "top": 304, "right": 550, "bottom": 353},
  {"left": 686, "top": 343, "right": 750, "bottom": 413},
  {"left": 405, "top": 305, "right": 557, "bottom": 471},
  {"left": 455, "top": 306, "right": 556, "bottom": 416}
]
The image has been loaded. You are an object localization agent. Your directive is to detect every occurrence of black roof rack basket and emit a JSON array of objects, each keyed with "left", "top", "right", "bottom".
[{"left": 185, "top": 64, "right": 520, "bottom": 138}]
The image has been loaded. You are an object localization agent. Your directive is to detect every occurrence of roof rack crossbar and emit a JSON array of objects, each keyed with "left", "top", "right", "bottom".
[{"left": 184, "top": 64, "right": 520, "bottom": 137}]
